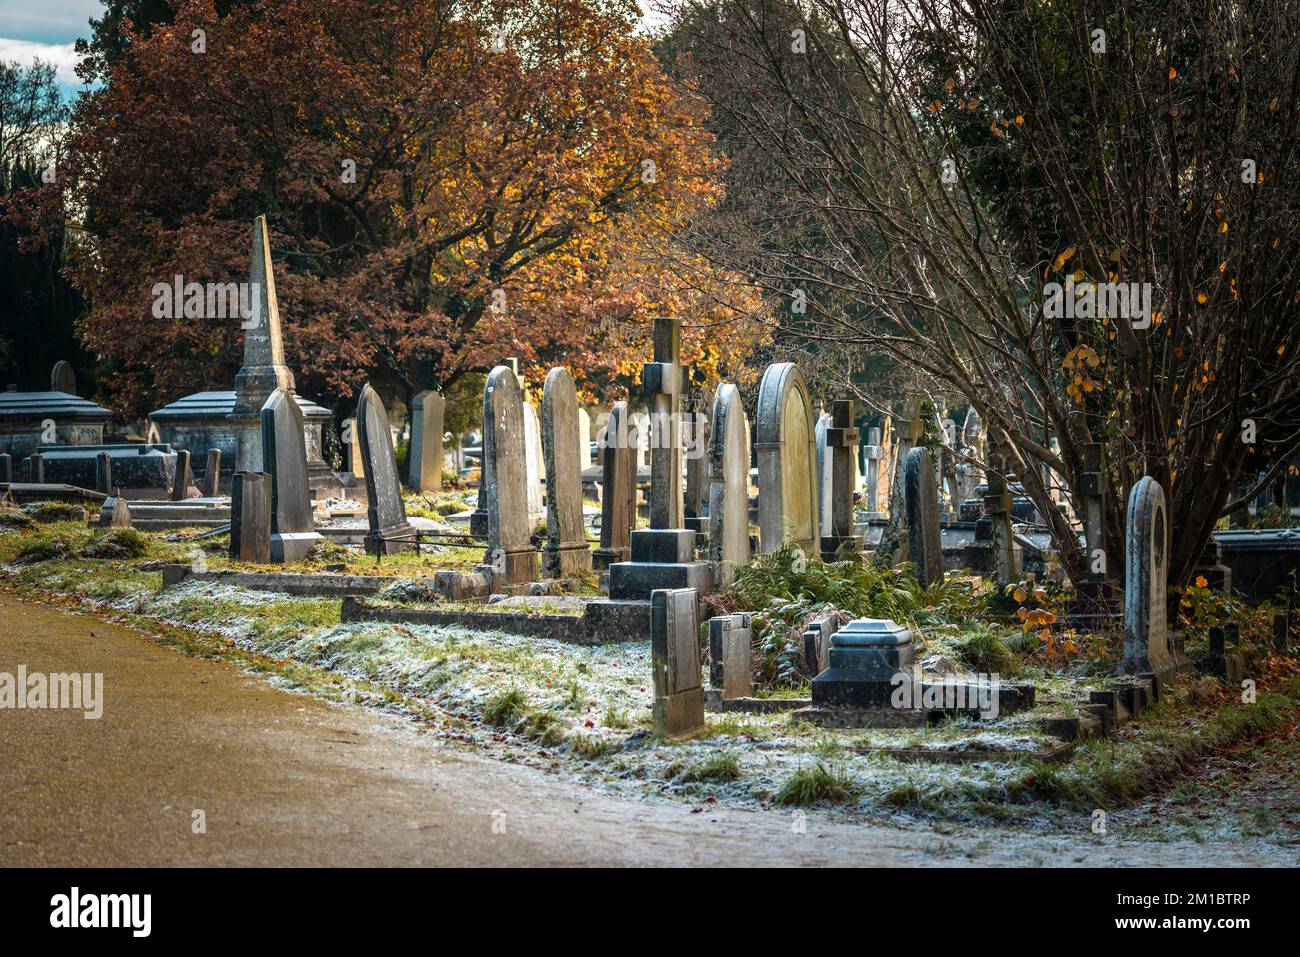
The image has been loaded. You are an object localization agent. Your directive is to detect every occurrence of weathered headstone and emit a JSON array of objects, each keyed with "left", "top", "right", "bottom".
[
  {"left": 171, "top": 449, "right": 191, "bottom": 501},
  {"left": 877, "top": 396, "right": 922, "bottom": 564},
  {"left": 106, "top": 496, "right": 133, "bottom": 529},
  {"left": 479, "top": 366, "right": 539, "bottom": 585},
  {"left": 803, "top": 615, "right": 839, "bottom": 677},
  {"left": 0, "top": 453, "right": 10, "bottom": 484},
  {"left": 684, "top": 401, "right": 709, "bottom": 535},
  {"left": 202, "top": 449, "right": 222, "bottom": 498},
  {"left": 27, "top": 452, "right": 43, "bottom": 483},
  {"left": 541, "top": 367, "right": 591, "bottom": 577},
  {"left": 260, "top": 389, "right": 321, "bottom": 562},
  {"left": 651, "top": 587, "right": 705, "bottom": 737},
  {"left": 707, "top": 382, "right": 751, "bottom": 589},
  {"left": 408, "top": 390, "right": 445, "bottom": 493},
  {"left": 755, "top": 362, "right": 818, "bottom": 556},
  {"left": 229, "top": 471, "right": 272, "bottom": 563},
  {"left": 903, "top": 447, "right": 943, "bottom": 588},
  {"left": 709, "top": 612, "right": 753, "bottom": 700},
  {"left": 50, "top": 360, "right": 76, "bottom": 396},
  {"left": 577, "top": 408, "right": 593, "bottom": 472},
  {"left": 357, "top": 383, "right": 416, "bottom": 554},
  {"left": 608, "top": 319, "right": 711, "bottom": 600},
  {"left": 522, "top": 399, "right": 545, "bottom": 528},
  {"left": 230, "top": 216, "right": 296, "bottom": 474},
  {"left": 343, "top": 417, "right": 365, "bottom": 482},
  {"left": 95, "top": 451, "right": 112, "bottom": 495},
  {"left": 820, "top": 399, "right": 863, "bottom": 562},
  {"left": 593, "top": 401, "right": 637, "bottom": 571},
  {"left": 1121, "top": 476, "right": 1174, "bottom": 686},
  {"left": 981, "top": 451, "right": 1022, "bottom": 582}
]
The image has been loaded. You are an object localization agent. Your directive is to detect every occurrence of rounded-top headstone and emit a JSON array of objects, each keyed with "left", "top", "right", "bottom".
[{"left": 50, "top": 360, "right": 77, "bottom": 396}]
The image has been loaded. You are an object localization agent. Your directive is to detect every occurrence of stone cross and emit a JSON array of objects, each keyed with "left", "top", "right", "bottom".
[
  {"left": 232, "top": 216, "right": 296, "bottom": 473},
  {"left": 201, "top": 449, "right": 222, "bottom": 497},
  {"left": 651, "top": 587, "right": 705, "bottom": 737},
  {"left": 479, "top": 365, "right": 539, "bottom": 585},
  {"left": 1122, "top": 476, "right": 1174, "bottom": 686},
  {"left": 541, "top": 367, "right": 592, "bottom": 577},
  {"left": 707, "top": 382, "right": 751, "bottom": 589},
  {"left": 260, "top": 389, "right": 321, "bottom": 561},
  {"left": 229, "top": 471, "right": 271, "bottom": 563},
  {"left": 357, "top": 383, "right": 416, "bottom": 554},
  {"left": 709, "top": 612, "right": 753, "bottom": 700},
  {"left": 408, "top": 390, "right": 445, "bottom": 493},
  {"left": 820, "top": 399, "right": 862, "bottom": 562},
  {"left": 50, "top": 360, "right": 76, "bottom": 396},
  {"left": 755, "top": 362, "right": 818, "bottom": 555},
  {"left": 903, "top": 446, "right": 944, "bottom": 588},
  {"left": 593, "top": 401, "right": 637, "bottom": 570},
  {"left": 644, "top": 317, "right": 686, "bottom": 529}
]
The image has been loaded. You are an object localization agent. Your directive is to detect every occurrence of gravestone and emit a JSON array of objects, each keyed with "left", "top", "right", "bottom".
[
  {"left": 982, "top": 451, "right": 1022, "bottom": 581},
  {"left": 577, "top": 408, "right": 592, "bottom": 471},
  {"left": 342, "top": 417, "right": 365, "bottom": 483},
  {"left": 106, "top": 496, "right": 133, "bottom": 529},
  {"left": 878, "top": 396, "right": 922, "bottom": 565},
  {"left": 0, "top": 453, "right": 10, "bottom": 483},
  {"left": 707, "top": 382, "right": 751, "bottom": 589},
  {"left": 408, "top": 390, "right": 445, "bottom": 493},
  {"left": 1121, "top": 476, "right": 1175, "bottom": 686},
  {"left": 171, "top": 449, "right": 191, "bottom": 501},
  {"left": 651, "top": 587, "right": 705, "bottom": 737},
  {"left": 522, "top": 399, "right": 545, "bottom": 528},
  {"left": 28, "top": 453, "right": 43, "bottom": 483},
  {"left": 357, "top": 383, "right": 417, "bottom": 554},
  {"left": 755, "top": 362, "right": 818, "bottom": 556},
  {"left": 479, "top": 366, "right": 539, "bottom": 585},
  {"left": 202, "top": 449, "right": 222, "bottom": 498},
  {"left": 1076, "top": 441, "right": 1111, "bottom": 596},
  {"left": 593, "top": 401, "right": 637, "bottom": 571},
  {"left": 803, "top": 616, "right": 839, "bottom": 677},
  {"left": 862, "top": 426, "right": 883, "bottom": 516},
  {"left": 810, "top": 617, "right": 915, "bottom": 709},
  {"left": 820, "top": 399, "right": 863, "bottom": 562},
  {"left": 50, "top": 360, "right": 76, "bottom": 395},
  {"left": 260, "top": 389, "right": 321, "bottom": 561},
  {"left": 229, "top": 471, "right": 272, "bottom": 563},
  {"left": 608, "top": 318, "right": 711, "bottom": 600},
  {"left": 96, "top": 451, "right": 112, "bottom": 494},
  {"left": 541, "top": 367, "right": 591, "bottom": 577},
  {"left": 903, "top": 447, "right": 943, "bottom": 588},
  {"left": 816, "top": 410, "right": 832, "bottom": 540},
  {"left": 684, "top": 402, "right": 709, "bottom": 535},
  {"left": 709, "top": 612, "right": 753, "bottom": 700},
  {"left": 230, "top": 216, "right": 297, "bottom": 474}
]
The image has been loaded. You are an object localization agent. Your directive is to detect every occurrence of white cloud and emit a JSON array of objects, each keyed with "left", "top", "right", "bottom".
[{"left": 0, "top": 37, "right": 85, "bottom": 88}]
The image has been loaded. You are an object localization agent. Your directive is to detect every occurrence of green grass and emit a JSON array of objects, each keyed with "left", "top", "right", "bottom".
[
  {"left": 774, "top": 762, "right": 863, "bottom": 805},
  {"left": 680, "top": 753, "right": 742, "bottom": 782},
  {"left": 483, "top": 687, "right": 529, "bottom": 726}
]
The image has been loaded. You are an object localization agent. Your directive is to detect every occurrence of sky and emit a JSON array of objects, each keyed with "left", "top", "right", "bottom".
[{"left": 0, "top": 0, "right": 671, "bottom": 98}]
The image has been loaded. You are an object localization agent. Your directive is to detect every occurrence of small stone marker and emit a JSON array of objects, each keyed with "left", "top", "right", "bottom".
[
  {"left": 707, "top": 382, "right": 751, "bottom": 589},
  {"left": 171, "top": 449, "right": 191, "bottom": 501},
  {"left": 96, "top": 451, "right": 113, "bottom": 495},
  {"left": 903, "top": 447, "right": 943, "bottom": 588},
  {"left": 408, "top": 389, "right": 445, "bottom": 493},
  {"left": 260, "top": 389, "right": 321, "bottom": 562},
  {"left": 756, "top": 362, "right": 819, "bottom": 555},
  {"left": 541, "top": 367, "right": 592, "bottom": 577},
  {"left": 593, "top": 401, "right": 637, "bottom": 570},
  {"left": 230, "top": 471, "right": 272, "bottom": 563},
  {"left": 803, "top": 616, "right": 838, "bottom": 676},
  {"left": 50, "top": 360, "right": 77, "bottom": 396},
  {"left": 480, "top": 366, "right": 539, "bottom": 585},
  {"left": 106, "top": 496, "right": 133, "bottom": 529},
  {"left": 0, "top": 453, "right": 10, "bottom": 484},
  {"left": 651, "top": 587, "right": 705, "bottom": 737},
  {"left": 28, "top": 453, "right": 44, "bottom": 483},
  {"left": 357, "top": 383, "right": 416, "bottom": 554},
  {"left": 1121, "top": 476, "right": 1174, "bottom": 686},
  {"left": 202, "top": 449, "right": 222, "bottom": 498},
  {"left": 820, "top": 399, "right": 863, "bottom": 562},
  {"left": 709, "top": 613, "right": 753, "bottom": 700}
]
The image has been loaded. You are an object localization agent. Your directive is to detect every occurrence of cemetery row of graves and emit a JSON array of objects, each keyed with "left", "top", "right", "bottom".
[{"left": 2, "top": 218, "right": 1298, "bottom": 833}]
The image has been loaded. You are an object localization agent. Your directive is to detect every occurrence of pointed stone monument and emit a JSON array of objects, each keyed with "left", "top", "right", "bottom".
[
  {"left": 541, "top": 367, "right": 592, "bottom": 577},
  {"left": 260, "top": 389, "right": 321, "bottom": 561},
  {"left": 230, "top": 216, "right": 296, "bottom": 475},
  {"left": 357, "top": 384, "right": 417, "bottom": 554}
]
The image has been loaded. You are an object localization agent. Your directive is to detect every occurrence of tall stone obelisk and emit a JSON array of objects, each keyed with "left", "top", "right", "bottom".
[{"left": 230, "top": 215, "right": 296, "bottom": 474}]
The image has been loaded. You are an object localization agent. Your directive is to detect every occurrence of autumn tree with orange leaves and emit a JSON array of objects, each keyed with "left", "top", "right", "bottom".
[{"left": 17, "top": 0, "right": 760, "bottom": 415}]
